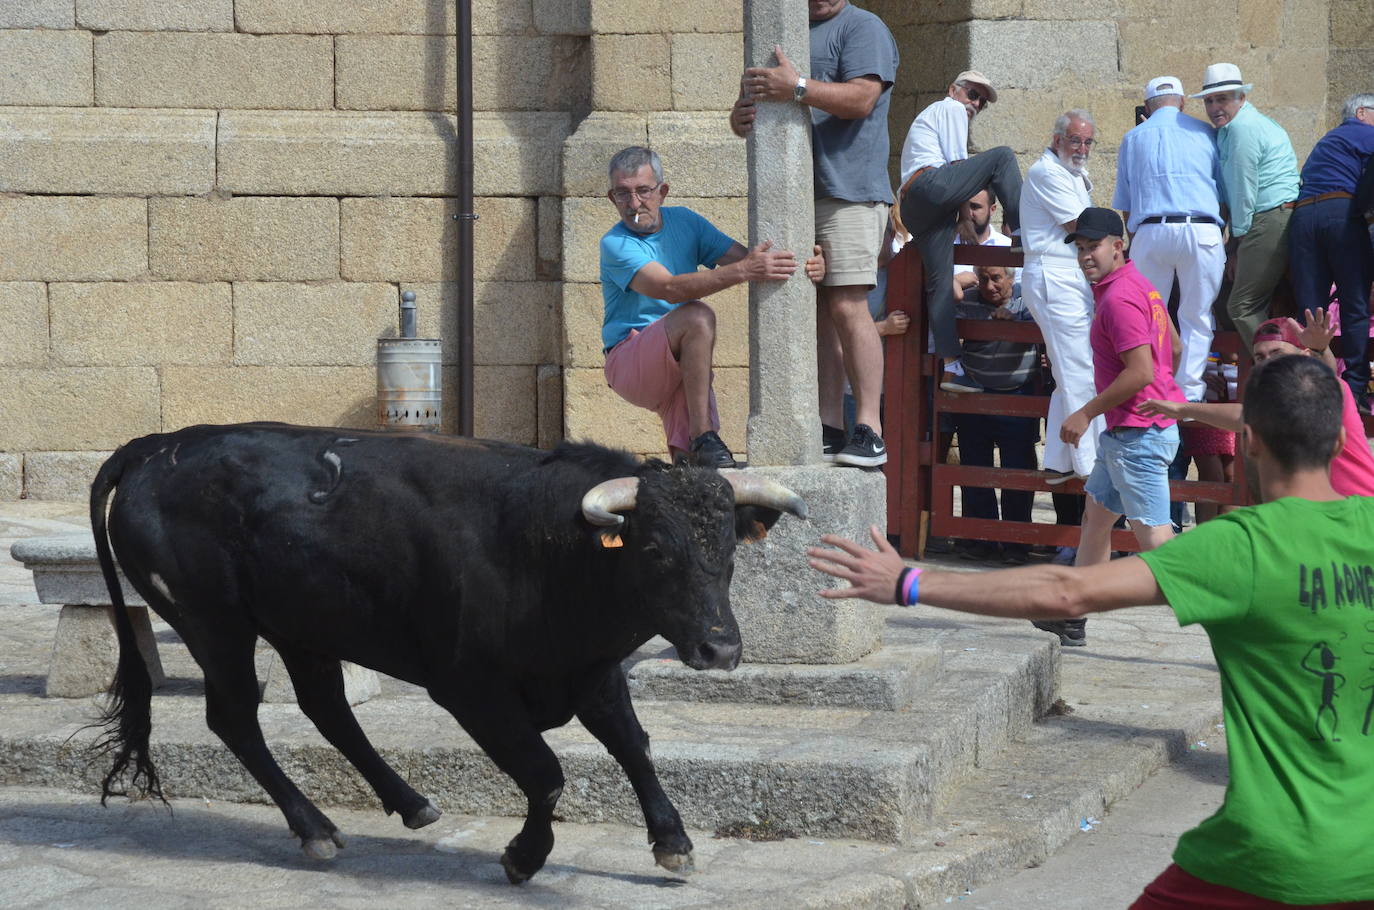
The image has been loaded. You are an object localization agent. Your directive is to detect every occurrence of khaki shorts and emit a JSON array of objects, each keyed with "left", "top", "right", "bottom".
[{"left": 815, "top": 197, "right": 888, "bottom": 288}]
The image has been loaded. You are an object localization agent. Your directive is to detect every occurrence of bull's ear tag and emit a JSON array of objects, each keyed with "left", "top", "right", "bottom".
[
  {"left": 599, "top": 532, "right": 624, "bottom": 549},
  {"left": 743, "top": 520, "right": 768, "bottom": 543}
]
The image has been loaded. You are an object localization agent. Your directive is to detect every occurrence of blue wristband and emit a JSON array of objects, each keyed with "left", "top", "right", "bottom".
[{"left": 903, "top": 567, "right": 922, "bottom": 605}]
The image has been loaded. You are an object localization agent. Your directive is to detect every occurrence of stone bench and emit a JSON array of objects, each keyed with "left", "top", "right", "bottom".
[{"left": 10, "top": 534, "right": 379, "bottom": 704}]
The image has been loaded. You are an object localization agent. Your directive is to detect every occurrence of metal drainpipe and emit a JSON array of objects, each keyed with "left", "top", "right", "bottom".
[{"left": 454, "top": 0, "right": 476, "bottom": 436}]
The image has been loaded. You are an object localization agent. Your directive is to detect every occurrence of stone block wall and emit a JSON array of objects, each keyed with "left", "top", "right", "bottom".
[
  {"left": 869, "top": 0, "right": 1342, "bottom": 212},
  {"left": 1, "top": 0, "right": 1367, "bottom": 495},
  {"left": 0, "top": 0, "right": 585, "bottom": 498},
  {"left": 1329, "top": 0, "right": 1374, "bottom": 124}
]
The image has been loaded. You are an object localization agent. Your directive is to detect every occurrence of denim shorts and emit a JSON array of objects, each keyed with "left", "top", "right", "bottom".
[{"left": 1084, "top": 424, "right": 1180, "bottom": 528}]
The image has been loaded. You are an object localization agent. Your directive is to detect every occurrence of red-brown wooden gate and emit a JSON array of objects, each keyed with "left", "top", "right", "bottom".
[{"left": 881, "top": 243, "right": 1254, "bottom": 558}]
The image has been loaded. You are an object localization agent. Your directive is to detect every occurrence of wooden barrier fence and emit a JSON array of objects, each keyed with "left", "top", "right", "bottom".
[{"left": 881, "top": 241, "right": 1256, "bottom": 559}]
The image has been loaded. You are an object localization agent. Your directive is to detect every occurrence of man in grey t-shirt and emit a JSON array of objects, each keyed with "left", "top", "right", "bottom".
[{"left": 731, "top": 0, "right": 898, "bottom": 468}]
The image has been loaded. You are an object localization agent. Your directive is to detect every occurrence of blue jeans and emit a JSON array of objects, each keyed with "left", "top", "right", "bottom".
[
  {"left": 1288, "top": 197, "right": 1373, "bottom": 403},
  {"left": 1085, "top": 424, "right": 1180, "bottom": 528}
]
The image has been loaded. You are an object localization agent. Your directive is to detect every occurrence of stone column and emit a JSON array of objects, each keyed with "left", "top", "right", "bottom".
[
  {"left": 731, "top": 0, "right": 887, "bottom": 665},
  {"left": 744, "top": 0, "right": 821, "bottom": 466}
]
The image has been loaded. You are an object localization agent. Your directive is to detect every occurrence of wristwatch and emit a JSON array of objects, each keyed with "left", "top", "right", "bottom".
[{"left": 793, "top": 76, "right": 808, "bottom": 102}]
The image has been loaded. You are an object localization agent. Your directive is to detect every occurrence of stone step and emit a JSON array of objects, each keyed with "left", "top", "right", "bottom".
[
  {"left": 0, "top": 608, "right": 1056, "bottom": 846},
  {"left": 879, "top": 696, "right": 1225, "bottom": 906},
  {"left": 626, "top": 634, "right": 942, "bottom": 711},
  {"left": 0, "top": 637, "right": 1225, "bottom": 907}
]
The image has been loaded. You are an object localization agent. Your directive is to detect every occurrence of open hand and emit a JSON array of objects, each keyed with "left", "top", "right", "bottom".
[
  {"left": 743, "top": 45, "right": 800, "bottom": 103},
  {"left": 742, "top": 240, "right": 798, "bottom": 281},
  {"left": 1299, "top": 307, "right": 1337, "bottom": 352},
  {"left": 1137, "top": 398, "right": 1183, "bottom": 420},
  {"left": 806, "top": 526, "right": 906, "bottom": 604}
]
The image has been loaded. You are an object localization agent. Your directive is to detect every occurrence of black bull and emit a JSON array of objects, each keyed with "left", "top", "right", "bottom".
[{"left": 90, "top": 422, "right": 806, "bottom": 883}]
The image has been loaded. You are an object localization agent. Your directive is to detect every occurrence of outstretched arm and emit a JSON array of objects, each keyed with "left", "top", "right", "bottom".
[
  {"left": 807, "top": 526, "right": 1165, "bottom": 619},
  {"left": 1138, "top": 399, "right": 1242, "bottom": 431}
]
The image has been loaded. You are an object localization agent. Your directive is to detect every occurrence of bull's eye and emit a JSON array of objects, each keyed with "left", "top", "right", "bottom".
[{"left": 642, "top": 542, "right": 673, "bottom": 567}]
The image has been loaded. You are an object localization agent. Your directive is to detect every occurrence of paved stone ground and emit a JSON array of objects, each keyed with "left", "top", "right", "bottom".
[{"left": 0, "top": 500, "right": 1227, "bottom": 908}]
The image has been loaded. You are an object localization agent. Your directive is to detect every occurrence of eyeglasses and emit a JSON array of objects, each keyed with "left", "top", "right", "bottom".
[
  {"left": 1065, "top": 137, "right": 1096, "bottom": 149},
  {"left": 611, "top": 184, "right": 661, "bottom": 204},
  {"left": 964, "top": 87, "right": 987, "bottom": 108}
]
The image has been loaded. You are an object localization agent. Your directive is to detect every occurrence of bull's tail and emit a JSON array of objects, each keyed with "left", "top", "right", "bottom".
[{"left": 89, "top": 447, "right": 164, "bottom": 806}]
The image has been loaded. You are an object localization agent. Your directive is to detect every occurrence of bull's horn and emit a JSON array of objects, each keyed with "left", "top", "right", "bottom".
[
  {"left": 581, "top": 477, "right": 639, "bottom": 527},
  {"left": 720, "top": 470, "right": 808, "bottom": 520}
]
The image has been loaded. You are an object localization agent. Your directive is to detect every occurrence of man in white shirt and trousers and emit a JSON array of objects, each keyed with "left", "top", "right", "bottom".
[
  {"left": 898, "top": 71, "right": 1023, "bottom": 391},
  {"left": 1113, "top": 76, "right": 1225, "bottom": 403},
  {"left": 1021, "top": 109, "right": 1102, "bottom": 482}
]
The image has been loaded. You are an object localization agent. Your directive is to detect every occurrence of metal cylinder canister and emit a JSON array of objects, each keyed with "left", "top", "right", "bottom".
[{"left": 376, "top": 338, "right": 442, "bottom": 430}]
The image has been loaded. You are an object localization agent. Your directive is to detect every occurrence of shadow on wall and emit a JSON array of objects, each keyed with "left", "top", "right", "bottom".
[{"left": 333, "top": 396, "right": 378, "bottom": 430}]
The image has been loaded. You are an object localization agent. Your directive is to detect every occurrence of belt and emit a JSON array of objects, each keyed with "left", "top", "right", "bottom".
[
  {"left": 897, "top": 165, "right": 939, "bottom": 204},
  {"left": 1022, "top": 250, "right": 1078, "bottom": 263},
  {"left": 1139, "top": 215, "right": 1219, "bottom": 225},
  {"left": 1292, "top": 191, "right": 1354, "bottom": 209}
]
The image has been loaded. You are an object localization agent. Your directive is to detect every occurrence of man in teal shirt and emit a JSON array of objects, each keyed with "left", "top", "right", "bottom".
[
  {"left": 1194, "top": 63, "right": 1300, "bottom": 354},
  {"left": 809, "top": 353, "right": 1374, "bottom": 907}
]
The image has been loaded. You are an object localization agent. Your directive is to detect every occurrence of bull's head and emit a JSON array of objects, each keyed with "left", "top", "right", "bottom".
[{"left": 580, "top": 464, "right": 806, "bottom": 671}]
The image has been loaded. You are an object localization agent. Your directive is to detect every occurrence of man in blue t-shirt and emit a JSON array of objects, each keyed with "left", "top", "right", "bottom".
[{"left": 599, "top": 147, "right": 822, "bottom": 468}]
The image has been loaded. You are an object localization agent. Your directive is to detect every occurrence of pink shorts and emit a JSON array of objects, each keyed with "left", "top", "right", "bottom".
[
  {"left": 1130, "top": 863, "right": 1373, "bottom": 909},
  {"left": 603, "top": 317, "right": 718, "bottom": 453}
]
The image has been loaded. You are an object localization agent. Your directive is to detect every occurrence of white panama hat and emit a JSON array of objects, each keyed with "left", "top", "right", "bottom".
[{"left": 1191, "top": 63, "right": 1252, "bottom": 98}]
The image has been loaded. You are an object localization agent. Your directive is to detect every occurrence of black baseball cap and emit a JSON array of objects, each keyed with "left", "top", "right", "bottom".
[{"left": 1064, "top": 207, "right": 1125, "bottom": 243}]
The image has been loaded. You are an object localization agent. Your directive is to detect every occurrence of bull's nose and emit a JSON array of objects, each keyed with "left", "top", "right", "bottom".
[{"left": 694, "top": 639, "right": 741, "bottom": 671}]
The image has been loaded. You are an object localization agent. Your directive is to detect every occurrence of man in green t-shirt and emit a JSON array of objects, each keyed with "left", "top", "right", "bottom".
[{"left": 808, "top": 353, "right": 1374, "bottom": 907}]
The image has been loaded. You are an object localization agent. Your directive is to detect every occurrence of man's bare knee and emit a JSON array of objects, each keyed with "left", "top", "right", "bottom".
[
  {"left": 666, "top": 300, "right": 715, "bottom": 332},
  {"left": 664, "top": 301, "right": 716, "bottom": 356}
]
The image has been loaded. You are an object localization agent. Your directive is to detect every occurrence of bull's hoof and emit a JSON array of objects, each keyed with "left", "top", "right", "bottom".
[
  {"left": 303, "top": 835, "right": 340, "bottom": 861},
  {"left": 403, "top": 800, "right": 442, "bottom": 830},
  {"left": 652, "top": 845, "right": 694, "bottom": 874},
  {"left": 500, "top": 849, "right": 533, "bottom": 884}
]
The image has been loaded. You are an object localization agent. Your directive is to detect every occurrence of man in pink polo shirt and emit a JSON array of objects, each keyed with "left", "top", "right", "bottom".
[{"left": 1041, "top": 207, "right": 1186, "bottom": 646}]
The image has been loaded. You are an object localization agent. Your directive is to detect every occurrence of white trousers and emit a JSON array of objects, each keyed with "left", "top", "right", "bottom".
[
  {"left": 1129, "top": 222, "right": 1225, "bottom": 402},
  {"left": 1023, "top": 260, "right": 1102, "bottom": 477}
]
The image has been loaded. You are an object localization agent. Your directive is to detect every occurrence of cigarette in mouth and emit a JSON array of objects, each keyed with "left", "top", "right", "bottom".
[{"left": 633, "top": 213, "right": 642, "bottom": 224}]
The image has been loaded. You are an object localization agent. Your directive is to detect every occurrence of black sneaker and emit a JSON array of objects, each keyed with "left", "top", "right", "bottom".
[
  {"left": 689, "top": 431, "right": 737, "bottom": 469},
  {"left": 1002, "top": 546, "right": 1031, "bottom": 566},
  {"left": 940, "top": 372, "right": 983, "bottom": 394},
  {"left": 834, "top": 424, "right": 887, "bottom": 467},
  {"left": 821, "top": 424, "right": 846, "bottom": 462},
  {"left": 923, "top": 536, "right": 955, "bottom": 555},
  {"left": 1031, "top": 618, "right": 1087, "bottom": 647},
  {"left": 959, "top": 540, "right": 1000, "bottom": 562}
]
